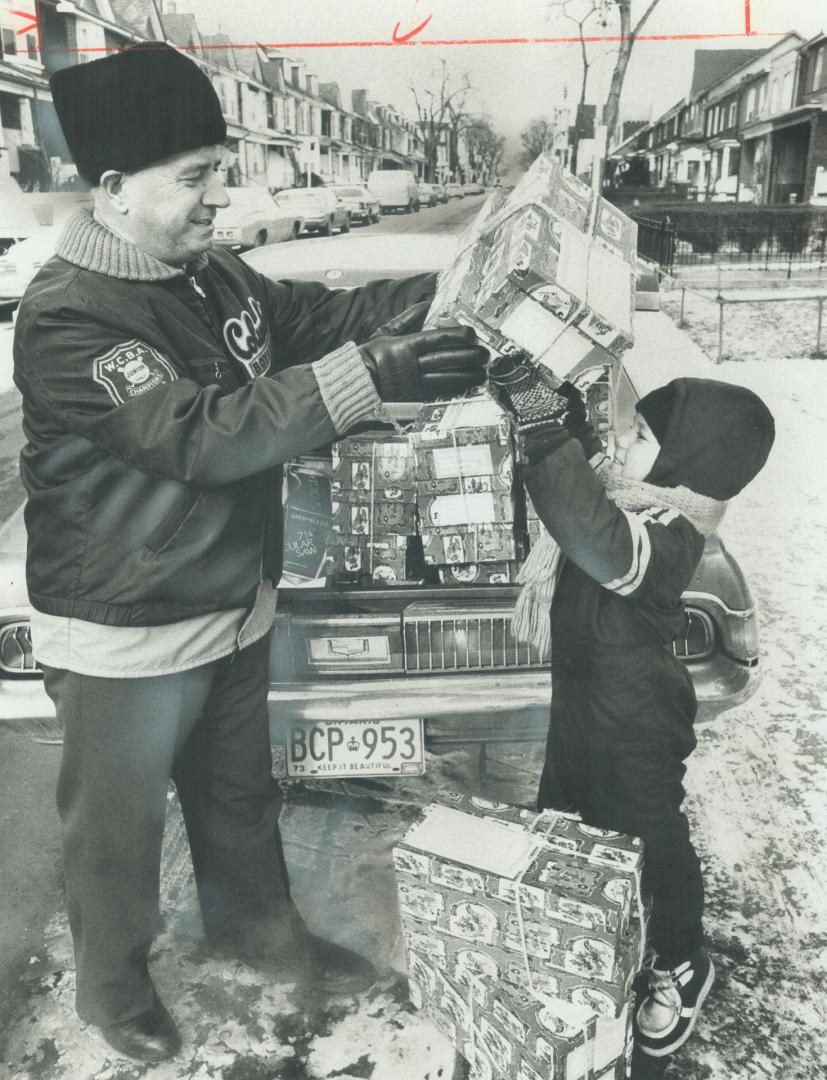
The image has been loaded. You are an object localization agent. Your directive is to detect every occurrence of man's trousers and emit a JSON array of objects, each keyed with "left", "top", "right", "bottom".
[{"left": 42, "top": 635, "right": 295, "bottom": 1026}]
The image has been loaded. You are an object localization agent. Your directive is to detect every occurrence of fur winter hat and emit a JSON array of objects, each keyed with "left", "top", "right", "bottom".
[
  {"left": 49, "top": 42, "right": 227, "bottom": 184},
  {"left": 637, "top": 377, "right": 775, "bottom": 500}
]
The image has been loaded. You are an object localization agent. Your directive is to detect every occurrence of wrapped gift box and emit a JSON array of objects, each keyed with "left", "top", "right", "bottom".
[
  {"left": 438, "top": 561, "right": 520, "bottom": 585},
  {"left": 419, "top": 491, "right": 515, "bottom": 530},
  {"left": 330, "top": 497, "right": 417, "bottom": 538},
  {"left": 332, "top": 434, "right": 416, "bottom": 490},
  {"left": 406, "top": 947, "right": 631, "bottom": 1080},
  {"left": 329, "top": 536, "right": 409, "bottom": 585},
  {"left": 424, "top": 154, "right": 637, "bottom": 382},
  {"left": 410, "top": 397, "right": 519, "bottom": 566},
  {"left": 422, "top": 523, "right": 519, "bottom": 566},
  {"left": 393, "top": 797, "right": 644, "bottom": 972},
  {"left": 403, "top": 913, "right": 642, "bottom": 1019}
]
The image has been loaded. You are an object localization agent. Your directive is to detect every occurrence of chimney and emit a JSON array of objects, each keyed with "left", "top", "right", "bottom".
[{"left": 352, "top": 89, "right": 368, "bottom": 115}]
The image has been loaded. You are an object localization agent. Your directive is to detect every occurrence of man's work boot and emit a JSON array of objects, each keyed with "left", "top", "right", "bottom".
[
  {"left": 304, "top": 932, "right": 377, "bottom": 996},
  {"left": 635, "top": 948, "right": 715, "bottom": 1057},
  {"left": 98, "top": 995, "right": 181, "bottom": 1062}
]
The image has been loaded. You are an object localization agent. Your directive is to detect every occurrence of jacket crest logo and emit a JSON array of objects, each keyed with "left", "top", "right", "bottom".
[
  {"left": 92, "top": 340, "right": 178, "bottom": 406},
  {"left": 223, "top": 297, "right": 271, "bottom": 377}
]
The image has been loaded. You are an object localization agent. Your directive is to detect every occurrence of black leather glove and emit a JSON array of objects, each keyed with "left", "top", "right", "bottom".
[{"left": 358, "top": 325, "right": 488, "bottom": 402}]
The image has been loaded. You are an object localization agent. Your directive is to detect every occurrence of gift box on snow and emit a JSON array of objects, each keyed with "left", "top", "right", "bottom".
[
  {"left": 405, "top": 946, "right": 633, "bottom": 1080},
  {"left": 424, "top": 153, "right": 637, "bottom": 384},
  {"left": 393, "top": 796, "right": 645, "bottom": 981}
]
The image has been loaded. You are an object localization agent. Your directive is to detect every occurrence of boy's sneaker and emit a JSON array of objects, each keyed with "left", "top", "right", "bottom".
[{"left": 634, "top": 949, "right": 715, "bottom": 1057}]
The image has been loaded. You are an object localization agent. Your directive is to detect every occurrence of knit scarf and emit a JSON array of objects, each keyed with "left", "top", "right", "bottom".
[{"left": 512, "top": 462, "right": 728, "bottom": 658}]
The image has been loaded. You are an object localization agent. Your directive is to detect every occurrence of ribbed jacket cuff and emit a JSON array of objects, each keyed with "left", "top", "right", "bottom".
[{"left": 312, "top": 341, "right": 381, "bottom": 435}]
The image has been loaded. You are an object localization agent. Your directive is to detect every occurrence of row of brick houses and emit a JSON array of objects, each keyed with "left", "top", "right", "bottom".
[
  {"left": 608, "top": 34, "right": 827, "bottom": 204},
  {"left": 0, "top": 0, "right": 472, "bottom": 192}
]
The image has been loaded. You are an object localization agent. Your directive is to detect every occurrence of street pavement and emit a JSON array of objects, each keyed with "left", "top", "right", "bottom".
[{"left": 1, "top": 200, "right": 825, "bottom": 1079}]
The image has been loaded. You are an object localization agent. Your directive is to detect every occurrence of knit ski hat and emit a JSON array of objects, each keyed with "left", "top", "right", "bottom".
[
  {"left": 637, "top": 377, "right": 775, "bottom": 500},
  {"left": 49, "top": 43, "right": 227, "bottom": 184}
]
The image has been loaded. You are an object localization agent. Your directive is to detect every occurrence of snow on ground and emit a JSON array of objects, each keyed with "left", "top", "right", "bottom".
[{"left": 661, "top": 285, "right": 827, "bottom": 364}]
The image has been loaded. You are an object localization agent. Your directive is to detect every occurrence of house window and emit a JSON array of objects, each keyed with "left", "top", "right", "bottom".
[
  {"left": 266, "top": 93, "right": 274, "bottom": 130},
  {"left": 26, "top": 33, "right": 38, "bottom": 60},
  {"left": 1, "top": 27, "right": 18, "bottom": 57},
  {"left": 0, "top": 92, "right": 22, "bottom": 130},
  {"left": 236, "top": 83, "right": 244, "bottom": 123},
  {"left": 728, "top": 102, "right": 737, "bottom": 128},
  {"left": 291, "top": 66, "right": 300, "bottom": 88},
  {"left": 815, "top": 47, "right": 825, "bottom": 89},
  {"left": 747, "top": 88, "right": 756, "bottom": 120}
]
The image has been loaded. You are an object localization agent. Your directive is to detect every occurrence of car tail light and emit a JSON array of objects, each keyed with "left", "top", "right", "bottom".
[
  {"left": 719, "top": 608, "right": 760, "bottom": 663},
  {"left": 0, "top": 621, "right": 39, "bottom": 675}
]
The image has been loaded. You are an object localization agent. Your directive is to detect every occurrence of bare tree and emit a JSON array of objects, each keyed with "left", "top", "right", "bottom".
[
  {"left": 547, "top": 0, "right": 664, "bottom": 182},
  {"left": 518, "top": 117, "right": 558, "bottom": 170},
  {"left": 410, "top": 61, "right": 472, "bottom": 182},
  {"left": 464, "top": 117, "right": 506, "bottom": 183},
  {"left": 603, "top": 1, "right": 662, "bottom": 147},
  {"left": 558, "top": 0, "right": 603, "bottom": 176}
]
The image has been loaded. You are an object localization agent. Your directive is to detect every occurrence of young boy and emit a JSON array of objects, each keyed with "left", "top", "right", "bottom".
[{"left": 488, "top": 359, "right": 775, "bottom": 1057}]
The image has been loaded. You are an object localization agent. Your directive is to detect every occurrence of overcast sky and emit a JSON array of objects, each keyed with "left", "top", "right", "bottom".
[{"left": 183, "top": 0, "right": 825, "bottom": 167}]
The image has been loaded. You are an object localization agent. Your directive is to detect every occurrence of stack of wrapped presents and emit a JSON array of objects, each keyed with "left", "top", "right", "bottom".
[
  {"left": 328, "top": 433, "right": 420, "bottom": 585},
  {"left": 394, "top": 795, "right": 647, "bottom": 1080},
  {"left": 408, "top": 396, "right": 522, "bottom": 581},
  {"left": 283, "top": 155, "right": 637, "bottom": 589}
]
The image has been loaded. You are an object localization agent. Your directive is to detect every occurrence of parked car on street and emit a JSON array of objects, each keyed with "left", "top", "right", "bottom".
[
  {"left": 444, "top": 182, "right": 464, "bottom": 199},
  {"left": 0, "top": 227, "right": 61, "bottom": 307},
  {"left": 329, "top": 184, "right": 381, "bottom": 225},
  {"left": 462, "top": 182, "right": 484, "bottom": 197},
  {"left": 213, "top": 187, "right": 304, "bottom": 250},
  {"left": 416, "top": 182, "right": 438, "bottom": 207},
  {"left": 273, "top": 187, "right": 351, "bottom": 236},
  {"left": 367, "top": 170, "right": 420, "bottom": 214},
  {"left": 432, "top": 182, "right": 448, "bottom": 204},
  {"left": 0, "top": 230, "right": 762, "bottom": 770}
]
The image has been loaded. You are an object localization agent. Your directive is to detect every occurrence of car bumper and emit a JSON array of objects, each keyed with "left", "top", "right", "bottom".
[{"left": 0, "top": 652, "right": 759, "bottom": 744}]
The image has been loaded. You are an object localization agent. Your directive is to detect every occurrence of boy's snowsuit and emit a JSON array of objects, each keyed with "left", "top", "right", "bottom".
[{"left": 522, "top": 378, "right": 774, "bottom": 966}]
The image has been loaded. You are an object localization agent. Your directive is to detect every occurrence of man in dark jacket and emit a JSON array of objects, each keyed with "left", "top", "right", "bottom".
[{"left": 13, "top": 43, "right": 486, "bottom": 1062}]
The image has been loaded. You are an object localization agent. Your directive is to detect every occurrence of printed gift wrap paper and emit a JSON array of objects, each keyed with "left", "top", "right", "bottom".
[
  {"left": 394, "top": 795, "right": 642, "bottom": 1080},
  {"left": 395, "top": 796, "right": 645, "bottom": 956},
  {"left": 409, "top": 396, "right": 519, "bottom": 567},
  {"left": 406, "top": 948, "right": 632, "bottom": 1080},
  {"left": 424, "top": 153, "right": 637, "bottom": 383}
]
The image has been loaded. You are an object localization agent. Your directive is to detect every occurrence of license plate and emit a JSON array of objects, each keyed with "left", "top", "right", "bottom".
[{"left": 285, "top": 718, "right": 425, "bottom": 778}]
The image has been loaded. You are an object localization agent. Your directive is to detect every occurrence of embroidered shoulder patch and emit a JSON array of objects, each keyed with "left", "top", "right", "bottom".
[{"left": 92, "top": 341, "right": 178, "bottom": 406}]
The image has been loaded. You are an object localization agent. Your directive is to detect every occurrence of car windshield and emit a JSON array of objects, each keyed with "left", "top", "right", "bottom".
[{"left": 275, "top": 189, "right": 321, "bottom": 204}]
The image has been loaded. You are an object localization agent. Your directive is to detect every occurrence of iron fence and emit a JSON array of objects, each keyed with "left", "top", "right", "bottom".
[{"left": 632, "top": 213, "right": 827, "bottom": 276}]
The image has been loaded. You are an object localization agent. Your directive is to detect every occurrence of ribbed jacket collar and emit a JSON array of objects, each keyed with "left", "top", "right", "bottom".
[{"left": 57, "top": 208, "right": 209, "bottom": 282}]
